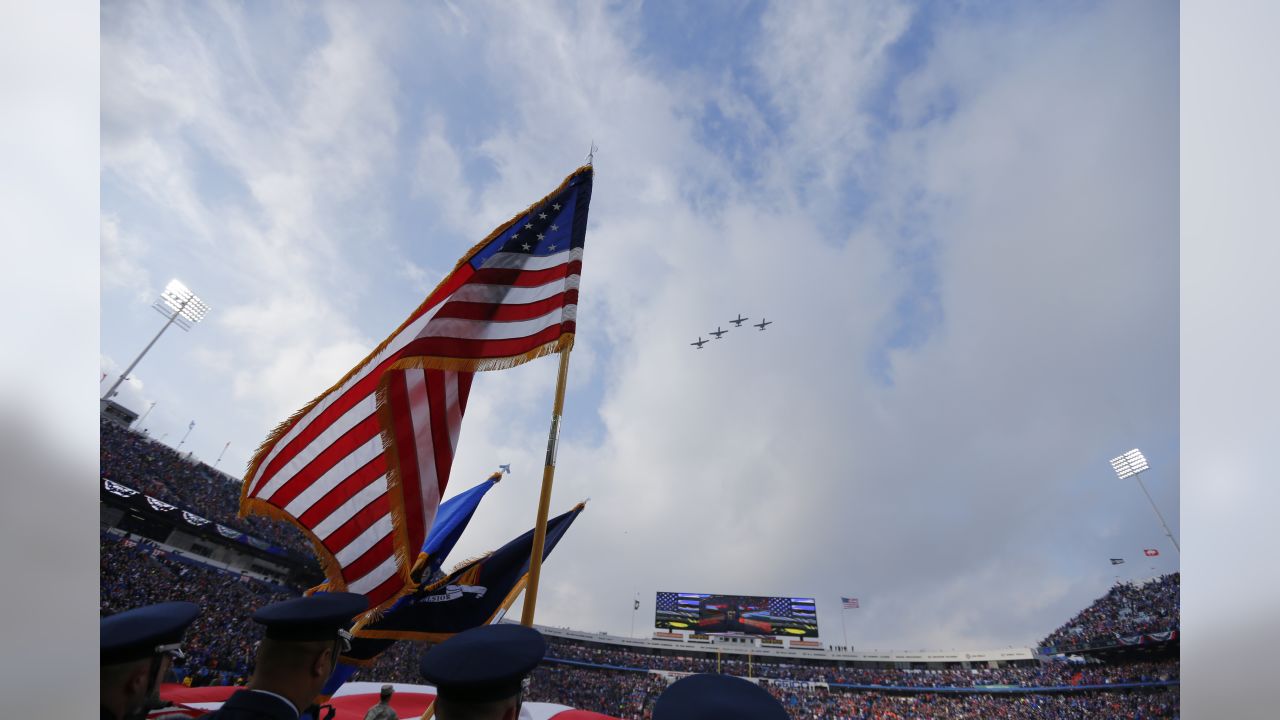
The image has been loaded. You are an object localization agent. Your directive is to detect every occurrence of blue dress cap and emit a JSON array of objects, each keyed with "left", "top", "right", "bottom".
[
  {"left": 418, "top": 623, "right": 546, "bottom": 701},
  {"left": 653, "top": 673, "right": 791, "bottom": 720},
  {"left": 251, "top": 592, "right": 368, "bottom": 642},
  {"left": 101, "top": 601, "right": 201, "bottom": 665}
]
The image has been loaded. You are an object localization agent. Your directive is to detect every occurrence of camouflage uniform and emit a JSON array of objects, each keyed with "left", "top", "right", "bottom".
[{"left": 363, "top": 701, "right": 398, "bottom": 720}]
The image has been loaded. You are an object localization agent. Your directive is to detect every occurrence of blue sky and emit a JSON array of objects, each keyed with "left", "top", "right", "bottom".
[{"left": 100, "top": 0, "right": 1177, "bottom": 650}]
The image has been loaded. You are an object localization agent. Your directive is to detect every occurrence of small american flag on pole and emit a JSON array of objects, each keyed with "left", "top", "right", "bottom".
[
  {"left": 842, "top": 597, "right": 859, "bottom": 609},
  {"left": 240, "top": 167, "right": 594, "bottom": 614}
]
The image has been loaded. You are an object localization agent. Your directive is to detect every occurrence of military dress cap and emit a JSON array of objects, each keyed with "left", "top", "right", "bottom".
[
  {"left": 251, "top": 592, "right": 368, "bottom": 642},
  {"left": 653, "top": 673, "right": 790, "bottom": 720},
  {"left": 418, "top": 623, "right": 546, "bottom": 701},
  {"left": 101, "top": 601, "right": 201, "bottom": 665}
]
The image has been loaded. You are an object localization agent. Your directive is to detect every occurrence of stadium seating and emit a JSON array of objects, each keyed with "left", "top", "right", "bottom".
[
  {"left": 99, "top": 418, "right": 1179, "bottom": 718},
  {"left": 101, "top": 419, "right": 312, "bottom": 557},
  {"left": 1040, "top": 573, "right": 1180, "bottom": 652}
]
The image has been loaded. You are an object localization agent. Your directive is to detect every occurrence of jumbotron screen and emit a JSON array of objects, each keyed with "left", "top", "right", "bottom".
[{"left": 655, "top": 592, "right": 819, "bottom": 638}]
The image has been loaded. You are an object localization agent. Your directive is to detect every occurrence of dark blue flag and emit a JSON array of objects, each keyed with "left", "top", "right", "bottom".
[
  {"left": 339, "top": 502, "right": 584, "bottom": 665},
  {"left": 410, "top": 473, "right": 502, "bottom": 583}
]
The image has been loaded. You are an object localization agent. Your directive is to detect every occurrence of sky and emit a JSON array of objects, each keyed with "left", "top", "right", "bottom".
[{"left": 100, "top": 0, "right": 1178, "bottom": 651}]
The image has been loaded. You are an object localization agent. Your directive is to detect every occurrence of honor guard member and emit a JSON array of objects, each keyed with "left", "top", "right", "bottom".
[
  {"left": 101, "top": 601, "right": 202, "bottom": 720},
  {"left": 204, "top": 592, "right": 368, "bottom": 720},
  {"left": 652, "top": 673, "right": 790, "bottom": 720},
  {"left": 417, "top": 623, "right": 546, "bottom": 720}
]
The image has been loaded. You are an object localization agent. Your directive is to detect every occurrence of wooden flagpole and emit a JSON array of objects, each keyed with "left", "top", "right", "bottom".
[{"left": 520, "top": 348, "right": 573, "bottom": 626}]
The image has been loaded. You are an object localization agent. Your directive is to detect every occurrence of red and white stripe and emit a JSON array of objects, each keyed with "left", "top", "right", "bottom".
[
  {"left": 156, "top": 682, "right": 617, "bottom": 720},
  {"left": 243, "top": 243, "right": 582, "bottom": 609}
]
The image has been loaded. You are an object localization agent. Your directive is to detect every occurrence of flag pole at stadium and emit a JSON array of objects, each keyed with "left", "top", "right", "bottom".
[
  {"left": 520, "top": 347, "right": 573, "bottom": 626},
  {"left": 841, "top": 607, "right": 849, "bottom": 649},
  {"left": 520, "top": 145, "right": 593, "bottom": 627}
]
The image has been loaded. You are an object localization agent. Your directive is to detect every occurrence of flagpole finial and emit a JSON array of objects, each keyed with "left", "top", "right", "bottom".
[{"left": 586, "top": 141, "right": 597, "bottom": 166}]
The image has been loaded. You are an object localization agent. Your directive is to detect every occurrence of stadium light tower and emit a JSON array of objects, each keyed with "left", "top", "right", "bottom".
[
  {"left": 101, "top": 279, "right": 210, "bottom": 403},
  {"left": 1110, "top": 448, "right": 1179, "bottom": 554}
]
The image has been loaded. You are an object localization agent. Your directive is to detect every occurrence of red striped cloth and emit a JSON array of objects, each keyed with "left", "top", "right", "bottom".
[
  {"left": 240, "top": 166, "right": 594, "bottom": 612},
  {"left": 154, "top": 682, "right": 620, "bottom": 720}
]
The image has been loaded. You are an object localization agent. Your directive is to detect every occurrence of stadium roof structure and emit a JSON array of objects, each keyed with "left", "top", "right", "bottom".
[{"left": 534, "top": 624, "right": 1037, "bottom": 666}]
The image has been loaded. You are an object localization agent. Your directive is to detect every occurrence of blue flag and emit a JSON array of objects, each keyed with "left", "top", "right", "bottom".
[
  {"left": 411, "top": 473, "right": 501, "bottom": 583},
  {"left": 339, "top": 502, "right": 585, "bottom": 665},
  {"left": 318, "top": 474, "right": 501, "bottom": 699}
]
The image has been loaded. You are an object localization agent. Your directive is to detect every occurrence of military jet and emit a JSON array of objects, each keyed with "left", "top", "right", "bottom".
[
  {"left": 730, "top": 314, "right": 749, "bottom": 327},
  {"left": 691, "top": 337, "right": 708, "bottom": 349},
  {"left": 754, "top": 319, "right": 772, "bottom": 331},
  {"left": 710, "top": 327, "right": 728, "bottom": 339}
]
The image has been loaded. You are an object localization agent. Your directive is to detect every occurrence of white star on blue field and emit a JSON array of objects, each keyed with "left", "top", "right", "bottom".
[{"left": 101, "top": 0, "right": 1177, "bottom": 651}]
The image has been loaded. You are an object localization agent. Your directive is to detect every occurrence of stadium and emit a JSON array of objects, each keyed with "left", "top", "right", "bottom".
[
  {"left": 94, "top": 5, "right": 1184, "bottom": 717},
  {"left": 101, "top": 415, "right": 1178, "bottom": 719}
]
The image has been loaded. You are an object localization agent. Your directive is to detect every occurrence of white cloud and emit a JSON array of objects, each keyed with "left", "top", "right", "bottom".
[
  {"left": 100, "top": 214, "right": 150, "bottom": 300},
  {"left": 101, "top": 0, "right": 1177, "bottom": 651},
  {"left": 753, "top": 0, "right": 915, "bottom": 193}
]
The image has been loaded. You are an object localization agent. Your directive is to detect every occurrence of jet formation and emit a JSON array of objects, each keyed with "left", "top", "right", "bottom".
[{"left": 690, "top": 314, "right": 771, "bottom": 349}]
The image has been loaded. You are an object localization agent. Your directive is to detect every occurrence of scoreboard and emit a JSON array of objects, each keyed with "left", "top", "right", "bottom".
[{"left": 655, "top": 591, "right": 819, "bottom": 638}]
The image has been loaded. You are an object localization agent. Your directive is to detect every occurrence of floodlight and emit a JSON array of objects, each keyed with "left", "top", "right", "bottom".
[
  {"left": 1108, "top": 447, "right": 1178, "bottom": 554},
  {"left": 155, "top": 279, "right": 211, "bottom": 330},
  {"left": 1110, "top": 449, "right": 1149, "bottom": 479},
  {"left": 103, "top": 279, "right": 210, "bottom": 403}
]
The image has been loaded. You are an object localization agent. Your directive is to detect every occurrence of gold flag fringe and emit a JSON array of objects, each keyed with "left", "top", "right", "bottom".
[
  {"left": 239, "top": 164, "right": 593, "bottom": 621},
  {"left": 240, "top": 164, "right": 590, "bottom": 510},
  {"left": 240, "top": 496, "right": 348, "bottom": 592}
]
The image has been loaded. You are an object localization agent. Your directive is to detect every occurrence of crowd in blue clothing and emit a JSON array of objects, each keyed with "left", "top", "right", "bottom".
[
  {"left": 1040, "top": 573, "right": 1180, "bottom": 652},
  {"left": 348, "top": 633, "right": 1177, "bottom": 718},
  {"left": 99, "top": 531, "right": 1179, "bottom": 718},
  {"left": 537, "top": 637, "right": 1177, "bottom": 688},
  {"left": 763, "top": 686, "right": 1178, "bottom": 720},
  {"left": 521, "top": 663, "right": 1176, "bottom": 720},
  {"left": 100, "top": 534, "right": 292, "bottom": 687},
  {"left": 98, "top": 416, "right": 1179, "bottom": 718},
  {"left": 100, "top": 418, "right": 313, "bottom": 557},
  {"left": 525, "top": 665, "right": 668, "bottom": 718}
]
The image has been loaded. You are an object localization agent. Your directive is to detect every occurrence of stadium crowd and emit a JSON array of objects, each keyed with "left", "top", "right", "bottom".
[
  {"left": 763, "top": 686, "right": 1178, "bottom": 720},
  {"left": 350, "top": 640, "right": 427, "bottom": 686},
  {"left": 100, "top": 418, "right": 312, "bottom": 557},
  {"left": 526, "top": 663, "right": 1177, "bottom": 719},
  {"left": 539, "top": 637, "right": 1177, "bottom": 688},
  {"left": 100, "top": 533, "right": 292, "bottom": 687},
  {"left": 525, "top": 665, "right": 669, "bottom": 718},
  {"left": 99, "top": 416, "right": 1179, "bottom": 719},
  {"left": 1040, "top": 573, "right": 1180, "bottom": 652},
  {"left": 345, "top": 656, "right": 1179, "bottom": 720}
]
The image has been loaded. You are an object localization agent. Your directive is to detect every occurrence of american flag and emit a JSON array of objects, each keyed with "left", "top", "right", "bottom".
[
  {"left": 842, "top": 597, "right": 859, "bottom": 609},
  {"left": 240, "top": 167, "right": 594, "bottom": 612}
]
